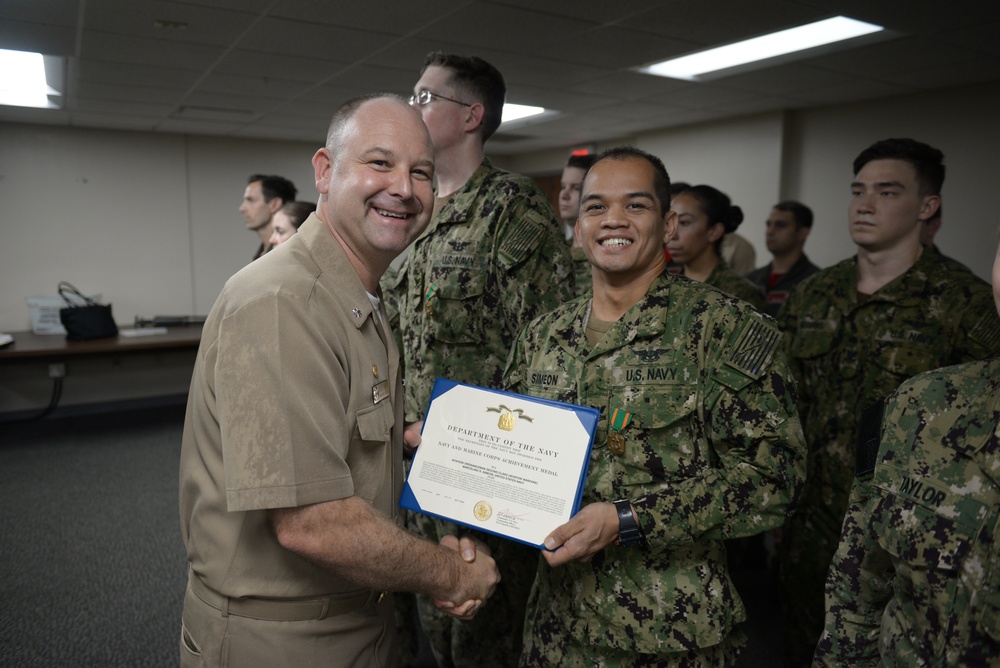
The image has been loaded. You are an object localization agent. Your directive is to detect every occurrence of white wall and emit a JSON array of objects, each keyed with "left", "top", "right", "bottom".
[
  {"left": 784, "top": 81, "right": 1000, "bottom": 275},
  {"left": 504, "top": 81, "right": 1000, "bottom": 282},
  {"left": 639, "top": 111, "right": 785, "bottom": 265},
  {"left": 0, "top": 123, "right": 319, "bottom": 333}
]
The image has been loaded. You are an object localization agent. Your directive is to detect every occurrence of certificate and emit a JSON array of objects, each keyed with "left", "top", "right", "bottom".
[{"left": 400, "top": 378, "right": 599, "bottom": 549}]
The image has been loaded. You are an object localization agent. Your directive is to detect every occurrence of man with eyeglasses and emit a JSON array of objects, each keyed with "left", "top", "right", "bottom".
[{"left": 384, "top": 51, "right": 574, "bottom": 667}]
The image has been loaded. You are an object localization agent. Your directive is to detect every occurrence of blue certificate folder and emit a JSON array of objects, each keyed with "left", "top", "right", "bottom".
[{"left": 400, "top": 378, "right": 600, "bottom": 549}]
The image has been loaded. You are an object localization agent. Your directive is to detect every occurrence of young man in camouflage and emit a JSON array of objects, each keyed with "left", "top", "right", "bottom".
[
  {"left": 387, "top": 52, "right": 574, "bottom": 667},
  {"left": 777, "top": 138, "right": 1000, "bottom": 665},
  {"left": 504, "top": 146, "right": 806, "bottom": 666},
  {"left": 814, "top": 234, "right": 1000, "bottom": 665}
]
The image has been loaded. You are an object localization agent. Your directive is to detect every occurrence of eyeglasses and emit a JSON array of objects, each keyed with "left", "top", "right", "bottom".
[{"left": 408, "top": 90, "right": 471, "bottom": 107}]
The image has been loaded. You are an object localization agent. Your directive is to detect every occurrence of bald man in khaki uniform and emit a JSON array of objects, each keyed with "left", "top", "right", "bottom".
[{"left": 179, "top": 94, "right": 499, "bottom": 668}]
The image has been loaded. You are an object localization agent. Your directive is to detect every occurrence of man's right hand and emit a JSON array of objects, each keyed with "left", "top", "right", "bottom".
[{"left": 433, "top": 534, "right": 500, "bottom": 620}]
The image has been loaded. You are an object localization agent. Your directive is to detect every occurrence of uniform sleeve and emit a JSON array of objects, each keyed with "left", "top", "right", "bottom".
[
  {"left": 813, "top": 478, "right": 893, "bottom": 666},
  {"left": 501, "top": 323, "right": 531, "bottom": 394},
  {"left": 776, "top": 280, "right": 809, "bottom": 420},
  {"left": 216, "top": 294, "right": 356, "bottom": 511},
  {"left": 379, "top": 265, "right": 405, "bottom": 376},
  {"left": 632, "top": 310, "right": 807, "bottom": 546},
  {"left": 493, "top": 184, "right": 576, "bottom": 335},
  {"left": 957, "top": 276, "right": 1000, "bottom": 360}
]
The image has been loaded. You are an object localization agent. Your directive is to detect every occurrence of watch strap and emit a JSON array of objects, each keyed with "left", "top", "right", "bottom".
[{"left": 613, "top": 499, "right": 644, "bottom": 547}]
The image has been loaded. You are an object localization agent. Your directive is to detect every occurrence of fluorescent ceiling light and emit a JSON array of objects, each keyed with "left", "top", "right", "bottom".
[
  {"left": 502, "top": 103, "right": 545, "bottom": 124},
  {"left": 0, "top": 48, "right": 62, "bottom": 108},
  {"left": 640, "top": 16, "right": 883, "bottom": 81}
]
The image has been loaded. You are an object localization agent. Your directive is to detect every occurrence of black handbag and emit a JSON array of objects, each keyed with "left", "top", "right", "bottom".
[{"left": 58, "top": 281, "right": 119, "bottom": 341}]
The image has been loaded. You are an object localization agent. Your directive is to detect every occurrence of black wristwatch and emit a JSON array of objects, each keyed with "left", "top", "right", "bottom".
[{"left": 613, "top": 499, "right": 644, "bottom": 547}]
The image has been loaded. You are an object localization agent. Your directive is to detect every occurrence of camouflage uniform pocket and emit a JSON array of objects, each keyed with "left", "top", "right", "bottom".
[
  {"left": 871, "top": 492, "right": 972, "bottom": 630},
  {"left": 426, "top": 267, "right": 485, "bottom": 344},
  {"left": 871, "top": 339, "right": 939, "bottom": 383},
  {"left": 609, "top": 385, "right": 699, "bottom": 492},
  {"left": 789, "top": 327, "right": 836, "bottom": 361}
]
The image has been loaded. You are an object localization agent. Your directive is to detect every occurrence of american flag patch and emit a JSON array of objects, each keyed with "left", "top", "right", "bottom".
[{"left": 727, "top": 319, "right": 781, "bottom": 377}]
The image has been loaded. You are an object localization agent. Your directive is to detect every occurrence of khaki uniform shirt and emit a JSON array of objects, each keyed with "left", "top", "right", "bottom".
[
  {"left": 815, "top": 358, "right": 1000, "bottom": 666},
  {"left": 180, "top": 213, "right": 403, "bottom": 599},
  {"left": 505, "top": 272, "right": 806, "bottom": 658}
]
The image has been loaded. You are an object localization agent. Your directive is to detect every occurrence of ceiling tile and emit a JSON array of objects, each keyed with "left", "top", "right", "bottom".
[
  {"left": 807, "top": 35, "right": 987, "bottom": 77},
  {"left": 716, "top": 63, "right": 862, "bottom": 96},
  {"left": 798, "top": 0, "right": 1000, "bottom": 34},
  {"left": 270, "top": 0, "right": 458, "bottom": 34},
  {"left": 75, "top": 81, "right": 184, "bottom": 105},
  {"left": 0, "top": 19, "right": 76, "bottom": 56},
  {"left": 238, "top": 16, "right": 397, "bottom": 62},
  {"left": 0, "top": 0, "right": 997, "bottom": 155},
  {"left": 80, "top": 31, "right": 227, "bottom": 71},
  {"left": 83, "top": 0, "right": 259, "bottom": 46},
  {"left": 214, "top": 49, "right": 351, "bottom": 84},
  {"left": 617, "top": 0, "right": 827, "bottom": 45},
  {"left": 536, "top": 25, "right": 699, "bottom": 69},
  {"left": 78, "top": 60, "right": 200, "bottom": 89},
  {"left": 0, "top": 0, "right": 78, "bottom": 25},
  {"left": 414, "top": 4, "right": 595, "bottom": 55},
  {"left": 484, "top": 0, "right": 668, "bottom": 24},
  {"left": 194, "top": 72, "right": 315, "bottom": 100},
  {"left": 791, "top": 78, "right": 915, "bottom": 105}
]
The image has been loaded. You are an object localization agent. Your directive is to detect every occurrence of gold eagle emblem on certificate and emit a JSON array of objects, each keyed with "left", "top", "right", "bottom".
[
  {"left": 486, "top": 404, "right": 534, "bottom": 431},
  {"left": 473, "top": 500, "right": 492, "bottom": 521}
]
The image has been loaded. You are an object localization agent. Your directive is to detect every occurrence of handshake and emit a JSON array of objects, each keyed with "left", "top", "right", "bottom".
[
  {"left": 432, "top": 534, "right": 500, "bottom": 620},
  {"left": 404, "top": 420, "right": 500, "bottom": 620}
]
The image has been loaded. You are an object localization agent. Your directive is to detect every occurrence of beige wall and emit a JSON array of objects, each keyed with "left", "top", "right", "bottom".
[
  {"left": 783, "top": 81, "right": 1000, "bottom": 274},
  {"left": 2, "top": 80, "right": 998, "bottom": 413},
  {"left": 504, "top": 81, "right": 1000, "bottom": 281},
  {"left": 0, "top": 124, "right": 319, "bottom": 333}
]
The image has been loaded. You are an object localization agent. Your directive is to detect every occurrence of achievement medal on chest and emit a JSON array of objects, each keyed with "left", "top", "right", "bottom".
[
  {"left": 607, "top": 407, "right": 632, "bottom": 456},
  {"left": 424, "top": 283, "right": 439, "bottom": 316}
]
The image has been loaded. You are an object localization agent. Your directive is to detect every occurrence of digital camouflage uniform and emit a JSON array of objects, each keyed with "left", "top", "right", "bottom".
[
  {"left": 571, "top": 245, "right": 592, "bottom": 297},
  {"left": 776, "top": 249, "right": 1000, "bottom": 664},
  {"left": 386, "top": 158, "right": 575, "bottom": 667},
  {"left": 504, "top": 271, "right": 806, "bottom": 667},
  {"left": 814, "top": 358, "right": 1000, "bottom": 666},
  {"left": 705, "top": 263, "right": 766, "bottom": 312}
]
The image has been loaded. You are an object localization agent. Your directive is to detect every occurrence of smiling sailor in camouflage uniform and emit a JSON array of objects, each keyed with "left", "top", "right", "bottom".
[
  {"left": 814, "top": 235, "right": 1000, "bottom": 666},
  {"left": 503, "top": 146, "right": 806, "bottom": 667}
]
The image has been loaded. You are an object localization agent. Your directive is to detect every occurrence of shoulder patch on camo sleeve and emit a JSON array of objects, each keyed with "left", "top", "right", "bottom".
[
  {"left": 498, "top": 211, "right": 546, "bottom": 268},
  {"left": 970, "top": 310, "right": 1000, "bottom": 352},
  {"left": 726, "top": 316, "right": 781, "bottom": 378}
]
